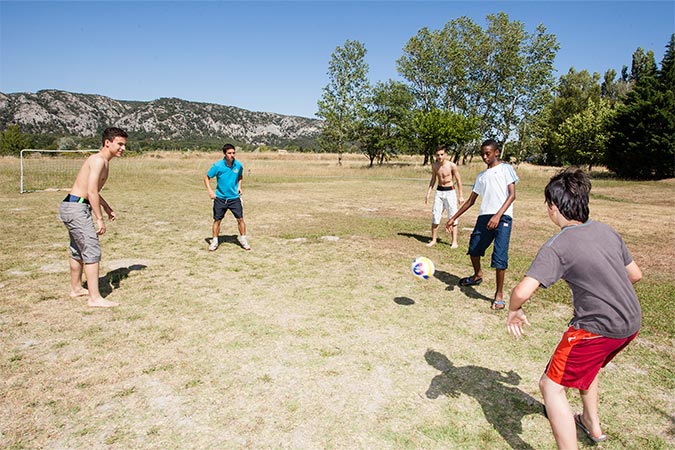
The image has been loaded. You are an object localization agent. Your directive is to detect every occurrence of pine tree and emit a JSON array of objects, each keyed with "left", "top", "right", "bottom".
[{"left": 606, "top": 36, "right": 675, "bottom": 179}]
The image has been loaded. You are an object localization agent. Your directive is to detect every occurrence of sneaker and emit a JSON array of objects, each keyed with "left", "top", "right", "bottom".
[
  {"left": 238, "top": 235, "right": 251, "bottom": 250},
  {"left": 208, "top": 238, "right": 219, "bottom": 251}
]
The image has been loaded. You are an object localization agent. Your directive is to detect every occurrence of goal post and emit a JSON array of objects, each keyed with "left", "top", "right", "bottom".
[{"left": 20, "top": 149, "right": 97, "bottom": 193}]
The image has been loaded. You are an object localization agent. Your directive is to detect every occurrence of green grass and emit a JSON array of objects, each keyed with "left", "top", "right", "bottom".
[{"left": 0, "top": 153, "right": 673, "bottom": 449}]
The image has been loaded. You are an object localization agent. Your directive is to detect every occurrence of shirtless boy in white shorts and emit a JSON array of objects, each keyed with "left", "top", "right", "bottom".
[{"left": 425, "top": 147, "right": 464, "bottom": 248}]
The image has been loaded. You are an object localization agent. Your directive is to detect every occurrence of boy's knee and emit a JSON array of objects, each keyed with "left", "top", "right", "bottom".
[{"left": 539, "top": 374, "right": 564, "bottom": 396}]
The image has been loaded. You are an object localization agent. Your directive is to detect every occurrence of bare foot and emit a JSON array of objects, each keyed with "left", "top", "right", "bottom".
[
  {"left": 69, "top": 288, "right": 89, "bottom": 298},
  {"left": 426, "top": 240, "right": 436, "bottom": 247},
  {"left": 88, "top": 297, "right": 119, "bottom": 308},
  {"left": 451, "top": 243, "right": 459, "bottom": 249}
]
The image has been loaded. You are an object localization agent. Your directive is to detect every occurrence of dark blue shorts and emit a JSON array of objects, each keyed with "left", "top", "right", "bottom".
[
  {"left": 467, "top": 214, "right": 512, "bottom": 270},
  {"left": 213, "top": 197, "right": 244, "bottom": 220}
]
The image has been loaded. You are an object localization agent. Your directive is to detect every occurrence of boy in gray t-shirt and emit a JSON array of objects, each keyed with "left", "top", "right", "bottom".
[{"left": 506, "top": 169, "right": 642, "bottom": 448}]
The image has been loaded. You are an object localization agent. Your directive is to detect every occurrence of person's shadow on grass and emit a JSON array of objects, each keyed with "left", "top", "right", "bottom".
[
  {"left": 97, "top": 264, "right": 147, "bottom": 298},
  {"left": 424, "top": 349, "right": 545, "bottom": 450},
  {"left": 398, "top": 232, "right": 453, "bottom": 246},
  {"left": 397, "top": 232, "right": 429, "bottom": 244},
  {"left": 204, "top": 234, "right": 239, "bottom": 247},
  {"left": 434, "top": 269, "right": 492, "bottom": 304}
]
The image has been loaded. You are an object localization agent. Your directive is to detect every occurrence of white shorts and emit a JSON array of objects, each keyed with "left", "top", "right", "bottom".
[{"left": 432, "top": 189, "right": 458, "bottom": 225}]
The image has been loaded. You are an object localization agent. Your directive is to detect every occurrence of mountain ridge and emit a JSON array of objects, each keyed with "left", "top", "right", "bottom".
[{"left": 0, "top": 89, "right": 322, "bottom": 147}]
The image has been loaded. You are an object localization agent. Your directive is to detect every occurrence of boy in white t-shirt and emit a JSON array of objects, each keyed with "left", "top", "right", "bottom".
[{"left": 445, "top": 139, "right": 519, "bottom": 309}]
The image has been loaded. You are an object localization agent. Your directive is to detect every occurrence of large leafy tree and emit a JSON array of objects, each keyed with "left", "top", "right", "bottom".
[
  {"left": 605, "top": 37, "right": 675, "bottom": 179},
  {"left": 317, "top": 40, "right": 371, "bottom": 160},
  {"left": 412, "top": 109, "right": 480, "bottom": 164},
  {"left": 531, "top": 68, "right": 603, "bottom": 165},
  {"left": 553, "top": 98, "right": 613, "bottom": 170},
  {"left": 360, "top": 80, "right": 415, "bottom": 166},
  {"left": 397, "top": 13, "right": 558, "bottom": 156}
]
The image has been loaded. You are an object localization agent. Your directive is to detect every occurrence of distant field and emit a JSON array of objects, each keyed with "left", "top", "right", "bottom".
[{"left": 1, "top": 152, "right": 673, "bottom": 449}]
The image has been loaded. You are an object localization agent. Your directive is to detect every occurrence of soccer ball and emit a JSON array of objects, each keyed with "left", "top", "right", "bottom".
[{"left": 411, "top": 256, "right": 435, "bottom": 280}]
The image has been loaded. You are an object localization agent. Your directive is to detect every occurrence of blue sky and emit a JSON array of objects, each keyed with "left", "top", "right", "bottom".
[{"left": 1, "top": 1, "right": 673, "bottom": 118}]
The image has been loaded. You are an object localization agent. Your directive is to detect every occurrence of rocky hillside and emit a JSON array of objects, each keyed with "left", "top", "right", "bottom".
[{"left": 0, "top": 90, "right": 322, "bottom": 147}]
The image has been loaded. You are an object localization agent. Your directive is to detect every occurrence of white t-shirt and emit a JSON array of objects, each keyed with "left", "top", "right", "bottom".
[{"left": 472, "top": 163, "right": 519, "bottom": 217}]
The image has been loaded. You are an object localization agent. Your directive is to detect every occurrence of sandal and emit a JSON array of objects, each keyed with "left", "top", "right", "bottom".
[
  {"left": 459, "top": 276, "right": 482, "bottom": 286},
  {"left": 491, "top": 299, "right": 506, "bottom": 310},
  {"left": 575, "top": 414, "right": 607, "bottom": 443}
]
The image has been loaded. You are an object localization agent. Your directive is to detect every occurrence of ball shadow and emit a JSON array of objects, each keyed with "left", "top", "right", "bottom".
[{"left": 394, "top": 296, "right": 415, "bottom": 306}]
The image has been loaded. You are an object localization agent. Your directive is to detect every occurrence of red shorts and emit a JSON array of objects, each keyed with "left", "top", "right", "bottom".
[{"left": 545, "top": 326, "right": 637, "bottom": 390}]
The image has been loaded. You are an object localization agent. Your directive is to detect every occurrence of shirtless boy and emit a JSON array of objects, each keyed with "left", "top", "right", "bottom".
[
  {"left": 425, "top": 147, "right": 464, "bottom": 248},
  {"left": 59, "top": 127, "right": 127, "bottom": 308}
]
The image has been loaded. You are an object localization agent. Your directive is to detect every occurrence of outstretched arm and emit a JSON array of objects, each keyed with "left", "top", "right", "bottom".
[
  {"left": 445, "top": 191, "right": 477, "bottom": 231},
  {"left": 506, "top": 276, "right": 539, "bottom": 338}
]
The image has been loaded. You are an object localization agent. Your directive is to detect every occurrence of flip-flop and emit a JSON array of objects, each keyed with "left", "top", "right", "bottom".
[
  {"left": 459, "top": 276, "right": 482, "bottom": 286},
  {"left": 575, "top": 414, "right": 607, "bottom": 443},
  {"left": 491, "top": 299, "right": 506, "bottom": 310}
]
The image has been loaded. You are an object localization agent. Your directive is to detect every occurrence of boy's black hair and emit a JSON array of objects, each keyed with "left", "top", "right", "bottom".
[
  {"left": 481, "top": 139, "right": 500, "bottom": 152},
  {"left": 545, "top": 168, "right": 591, "bottom": 222},
  {"left": 222, "top": 143, "right": 236, "bottom": 153},
  {"left": 102, "top": 127, "right": 127, "bottom": 146}
]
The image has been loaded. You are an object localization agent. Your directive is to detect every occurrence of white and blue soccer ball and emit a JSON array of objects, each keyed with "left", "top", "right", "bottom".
[{"left": 411, "top": 256, "right": 435, "bottom": 280}]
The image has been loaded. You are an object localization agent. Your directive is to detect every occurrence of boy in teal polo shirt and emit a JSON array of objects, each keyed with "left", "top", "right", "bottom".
[{"left": 203, "top": 144, "right": 251, "bottom": 251}]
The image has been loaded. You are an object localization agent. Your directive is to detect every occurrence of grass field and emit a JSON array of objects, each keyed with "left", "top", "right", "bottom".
[{"left": 1, "top": 152, "right": 673, "bottom": 449}]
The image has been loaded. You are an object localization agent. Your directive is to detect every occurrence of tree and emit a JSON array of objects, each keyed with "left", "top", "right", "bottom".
[
  {"left": 412, "top": 109, "right": 480, "bottom": 164},
  {"left": 536, "top": 68, "right": 602, "bottom": 165},
  {"left": 553, "top": 98, "right": 613, "bottom": 170},
  {"left": 606, "top": 37, "right": 675, "bottom": 179},
  {"left": 601, "top": 69, "right": 631, "bottom": 106},
  {"left": 317, "top": 40, "right": 371, "bottom": 162},
  {"left": 397, "top": 13, "right": 558, "bottom": 157},
  {"left": 0, "top": 124, "right": 31, "bottom": 156},
  {"left": 360, "top": 80, "right": 416, "bottom": 166}
]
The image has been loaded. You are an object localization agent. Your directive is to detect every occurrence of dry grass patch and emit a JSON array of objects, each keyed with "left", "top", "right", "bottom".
[{"left": 0, "top": 154, "right": 673, "bottom": 449}]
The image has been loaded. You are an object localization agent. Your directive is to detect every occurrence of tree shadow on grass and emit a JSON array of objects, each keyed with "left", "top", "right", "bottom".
[
  {"left": 96, "top": 264, "right": 147, "bottom": 298},
  {"left": 425, "top": 349, "right": 545, "bottom": 450},
  {"left": 434, "top": 269, "right": 492, "bottom": 304}
]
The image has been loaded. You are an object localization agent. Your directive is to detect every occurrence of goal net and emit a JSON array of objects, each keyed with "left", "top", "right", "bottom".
[{"left": 20, "top": 149, "right": 97, "bottom": 193}]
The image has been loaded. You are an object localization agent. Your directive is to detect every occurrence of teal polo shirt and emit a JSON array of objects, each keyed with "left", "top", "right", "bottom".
[{"left": 207, "top": 158, "right": 243, "bottom": 199}]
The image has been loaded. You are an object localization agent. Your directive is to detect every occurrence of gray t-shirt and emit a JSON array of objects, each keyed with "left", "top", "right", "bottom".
[{"left": 526, "top": 220, "right": 641, "bottom": 338}]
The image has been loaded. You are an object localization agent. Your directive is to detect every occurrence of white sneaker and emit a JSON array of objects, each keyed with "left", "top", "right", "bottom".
[
  {"left": 238, "top": 235, "right": 251, "bottom": 250},
  {"left": 208, "top": 238, "right": 219, "bottom": 251}
]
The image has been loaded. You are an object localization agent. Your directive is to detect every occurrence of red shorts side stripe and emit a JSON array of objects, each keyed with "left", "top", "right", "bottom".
[
  {"left": 545, "top": 327, "right": 598, "bottom": 386},
  {"left": 545, "top": 326, "right": 637, "bottom": 390}
]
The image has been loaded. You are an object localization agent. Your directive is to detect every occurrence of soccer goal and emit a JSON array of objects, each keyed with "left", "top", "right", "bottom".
[{"left": 20, "top": 149, "right": 97, "bottom": 193}]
